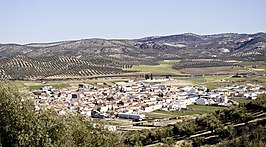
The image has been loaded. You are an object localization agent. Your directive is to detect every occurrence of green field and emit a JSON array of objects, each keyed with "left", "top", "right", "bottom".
[
  {"left": 146, "top": 105, "right": 227, "bottom": 118},
  {"left": 204, "top": 75, "right": 230, "bottom": 82},
  {"left": 231, "top": 98, "right": 251, "bottom": 104},
  {"left": 177, "top": 76, "right": 230, "bottom": 88},
  {"left": 201, "top": 82, "right": 231, "bottom": 90},
  {"left": 200, "top": 74, "right": 266, "bottom": 89},
  {"left": 239, "top": 61, "right": 266, "bottom": 69},
  {"left": 228, "top": 76, "right": 266, "bottom": 85},
  {"left": 145, "top": 110, "right": 205, "bottom": 118},
  {"left": 189, "top": 105, "right": 227, "bottom": 112},
  {"left": 13, "top": 81, "right": 71, "bottom": 91},
  {"left": 175, "top": 77, "right": 205, "bottom": 85},
  {"left": 124, "top": 64, "right": 179, "bottom": 73},
  {"left": 7, "top": 59, "right": 266, "bottom": 95},
  {"left": 198, "top": 75, "right": 266, "bottom": 89},
  {"left": 197, "top": 75, "right": 232, "bottom": 89},
  {"left": 159, "top": 60, "right": 180, "bottom": 64},
  {"left": 11, "top": 79, "right": 129, "bottom": 93},
  {"left": 123, "top": 60, "right": 181, "bottom": 74}
]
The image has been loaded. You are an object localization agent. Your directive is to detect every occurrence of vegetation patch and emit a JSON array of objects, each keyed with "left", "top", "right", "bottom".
[
  {"left": 200, "top": 81, "right": 231, "bottom": 90},
  {"left": 189, "top": 105, "right": 227, "bottom": 112},
  {"left": 146, "top": 105, "right": 227, "bottom": 118},
  {"left": 228, "top": 76, "right": 266, "bottom": 85},
  {"left": 0, "top": 83, "right": 122, "bottom": 147},
  {"left": 123, "top": 95, "right": 266, "bottom": 146},
  {"left": 146, "top": 110, "right": 205, "bottom": 118},
  {"left": 160, "top": 60, "right": 180, "bottom": 64},
  {"left": 176, "top": 77, "right": 205, "bottom": 85},
  {"left": 172, "top": 60, "right": 241, "bottom": 70},
  {"left": 239, "top": 61, "right": 266, "bottom": 69},
  {"left": 123, "top": 64, "right": 179, "bottom": 73},
  {"left": 0, "top": 55, "right": 132, "bottom": 80},
  {"left": 204, "top": 75, "right": 230, "bottom": 82},
  {"left": 179, "top": 66, "right": 248, "bottom": 75},
  {"left": 231, "top": 97, "right": 252, "bottom": 104}
]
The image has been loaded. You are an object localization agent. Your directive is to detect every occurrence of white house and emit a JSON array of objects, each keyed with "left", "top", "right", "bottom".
[
  {"left": 186, "top": 93, "right": 199, "bottom": 105},
  {"left": 244, "top": 93, "right": 257, "bottom": 99},
  {"left": 216, "top": 96, "right": 228, "bottom": 103},
  {"left": 168, "top": 101, "right": 187, "bottom": 111},
  {"left": 186, "top": 97, "right": 198, "bottom": 105},
  {"left": 196, "top": 98, "right": 214, "bottom": 106},
  {"left": 181, "top": 85, "right": 194, "bottom": 92}
]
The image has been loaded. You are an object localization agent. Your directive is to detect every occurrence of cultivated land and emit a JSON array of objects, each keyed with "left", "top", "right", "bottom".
[
  {"left": 5, "top": 59, "right": 266, "bottom": 130},
  {"left": 1, "top": 33, "right": 266, "bottom": 146},
  {"left": 13, "top": 78, "right": 130, "bottom": 93},
  {"left": 179, "top": 66, "right": 248, "bottom": 75},
  {"left": 11, "top": 65, "right": 265, "bottom": 130},
  {"left": 145, "top": 105, "right": 227, "bottom": 118},
  {"left": 123, "top": 64, "right": 178, "bottom": 73},
  {"left": 1, "top": 32, "right": 266, "bottom": 80},
  {"left": 123, "top": 60, "right": 181, "bottom": 74},
  {"left": 11, "top": 59, "right": 266, "bottom": 92},
  {"left": 2, "top": 59, "right": 266, "bottom": 147},
  {"left": 239, "top": 61, "right": 266, "bottom": 69}
]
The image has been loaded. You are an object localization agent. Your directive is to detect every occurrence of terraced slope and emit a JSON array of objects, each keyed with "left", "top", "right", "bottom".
[{"left": 0, "top": 55, "right": 131, "bottom": 80}]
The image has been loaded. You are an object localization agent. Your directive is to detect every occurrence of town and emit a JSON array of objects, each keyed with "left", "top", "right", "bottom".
[{"left": 31, "top": 78, "right": 265, "bottom": 122}]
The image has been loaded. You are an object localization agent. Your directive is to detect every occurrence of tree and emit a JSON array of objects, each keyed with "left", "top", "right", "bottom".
[
  {"left": 174, "top": 121, "right": 197, "bottom": 137},
  {"left": 215, "top": 124, "right": 234, "bottom": 138},
  {"left": 192, "top": 137, "right": 206, "bottom": 147},
  {"left": 244, "top": 95, "right": 266, "bottom": 112},
  {"left": 0, "top": 82, "right": 122, "bottom": 147},
  {"left": 196, "top": 114, "right": 223, "bottom": 132},
  {"left": 161, "top": 138, "right": 175, "bottom": 147},
  {"left": 144, "top": 74, "right": 150, "bottom": 80},
  {"left": 0, "top": 82, "right": 37, "bottom": 146}
]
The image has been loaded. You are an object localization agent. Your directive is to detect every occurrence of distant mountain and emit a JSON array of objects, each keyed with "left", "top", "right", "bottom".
[
  {"left": 1, "top": 32, "right": 265, "bottom": 61},
  {"left": 0, "top": 32, "right": 265, "bottom": 79},
  {"left": 137, "top": 33, "right": 203, "bottom": 43}
]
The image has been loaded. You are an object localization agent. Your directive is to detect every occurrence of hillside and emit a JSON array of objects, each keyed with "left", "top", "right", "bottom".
[
  {"left": 0, "top": 33, "right": 265, "bottom": 79},
  {"left": 0, "top": 33, "right": 265, "bottom": 61},
  {"left": 0, "top": 55, "right": 131, "bottom": 80}
]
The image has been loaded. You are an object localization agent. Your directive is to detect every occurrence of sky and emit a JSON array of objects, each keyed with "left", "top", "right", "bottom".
[{"left": 0, "top": 0, "right": 266, "bottom": 44}]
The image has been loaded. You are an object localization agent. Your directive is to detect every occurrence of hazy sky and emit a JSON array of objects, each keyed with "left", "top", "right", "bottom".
[{"left": 1, "top": 0, "right": 265, "bottom": 44}]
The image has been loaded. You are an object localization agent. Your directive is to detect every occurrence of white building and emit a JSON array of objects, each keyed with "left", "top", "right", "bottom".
[
  {"left": 196, "top": 98, "right": 215, "bottom": 106},
  {"left": 244, "top": 93, "right": 257, "bottom": 99},
  {"left": 168, "top": 101, "right": 187, "bottom": 111}
]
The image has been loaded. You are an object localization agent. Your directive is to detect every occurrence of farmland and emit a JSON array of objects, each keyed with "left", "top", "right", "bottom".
[
  {"left": 2, "top": 59, "right": 266, "bottom": 147},
  {"left": 146, "top": 105, "right": 227, "bottom": 118},
  {"left": 179, "top": 66, "right": 248, "bottom": 75},
  {"left": 123, "top": 63, "right": 179, "bottom": 74},
  {"left": 239, "top": 61, "right": 266, "bottom": 69},
  {"left": 8, "top": 58, "right": 266, "bottom": 93},
  {"left": 0, "top": 55, "right": 133, "bottom": 80},
  {"left": 12, "top": 78, "right": 129, "bottom": 94}
]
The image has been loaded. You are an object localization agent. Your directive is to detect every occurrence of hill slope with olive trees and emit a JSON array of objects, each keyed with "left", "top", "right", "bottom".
[
  {"left": 0, "top": 32, "right": 265, "bottom": 79},
  {"left": 0, "top": 55, "right": 133, "bottom": 80}
]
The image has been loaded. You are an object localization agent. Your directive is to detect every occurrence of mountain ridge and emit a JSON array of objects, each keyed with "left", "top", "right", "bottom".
[
  {"left": 1, "top": 32, "right": 265, "bottom": 61},
  {"left": 0, "top": 32, "right": 265, "bottom": 79}
]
